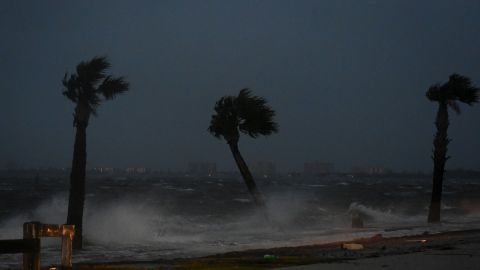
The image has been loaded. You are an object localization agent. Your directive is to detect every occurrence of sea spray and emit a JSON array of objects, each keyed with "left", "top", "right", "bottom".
[{"left": 1, "top": 175, "right": 479, "bottom": 267}]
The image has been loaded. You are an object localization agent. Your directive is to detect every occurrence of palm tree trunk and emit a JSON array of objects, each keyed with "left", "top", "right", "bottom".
[
  {"left": 428, "top": 101, "right": 449, "bottom": 223},
  {"left": 228, "top": 142, "right": 266, "bottom": 207},
  {"left": 67, "top": 121, "right": 87, "bottom": 249}
]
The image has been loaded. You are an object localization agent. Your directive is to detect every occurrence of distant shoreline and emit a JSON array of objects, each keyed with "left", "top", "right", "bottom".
[{"left": 2, "top": 168, "right": 480, "bottom": 179}]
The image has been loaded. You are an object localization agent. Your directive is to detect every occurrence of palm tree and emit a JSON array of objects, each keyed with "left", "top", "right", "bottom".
[
  {"left": 63, "top": 56, "right": 129, "bottom": 248},
  {"left": 208, "top": 89, "right": 278, "bottom": 207},
  {"left": 426, "top": 74, "right": 478, "bottom": 223}
]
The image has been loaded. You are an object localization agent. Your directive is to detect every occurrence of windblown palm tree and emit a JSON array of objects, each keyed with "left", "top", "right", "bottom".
[
  {"left": 426, "top": 74, "right": 478, "bottom": 223},
  {"left": 208, "top": 89, "right": 278, "bottom": 207},
  {"left": 63, "top": 56, "right": 129, "bottom": 248}
]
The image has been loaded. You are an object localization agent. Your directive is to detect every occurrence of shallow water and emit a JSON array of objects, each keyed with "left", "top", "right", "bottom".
[{"left": 0, "top": 174, "right": 479, "bottom": 269}]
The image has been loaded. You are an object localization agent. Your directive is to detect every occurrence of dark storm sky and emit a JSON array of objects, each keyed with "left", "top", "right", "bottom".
[{"left": 1, "top": 0, "right": 479, "bottom": 172}]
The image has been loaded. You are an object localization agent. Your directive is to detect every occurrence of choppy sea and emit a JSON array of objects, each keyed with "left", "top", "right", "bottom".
[{"left": 1, "top": 174, "right": 479, "bottom": 269}]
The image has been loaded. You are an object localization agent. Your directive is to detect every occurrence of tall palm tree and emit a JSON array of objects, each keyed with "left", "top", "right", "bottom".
[
  {"left": 426, "top": 74, "right": 478, "bottom": 223},
  {"left": 208, "top": 89, "right": 278, "bottom": 207},
  {"left": 63, "top": 56, "right": 129, "bottom": 248}
]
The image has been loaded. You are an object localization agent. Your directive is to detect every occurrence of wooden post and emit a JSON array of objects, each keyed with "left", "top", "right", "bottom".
[
  {"left": 41, "top": 224, "right": 62, "bottom": 237},
  {"left": 23, "top": 222, "right": 41, "bottom": 270},
  {"left": 61, "top": 225, "right": 75, "bottom": 269}
]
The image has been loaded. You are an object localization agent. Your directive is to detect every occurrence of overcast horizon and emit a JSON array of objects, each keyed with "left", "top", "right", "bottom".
[{"left": 1, "top": 1, "right": 480, "bottom": 173}]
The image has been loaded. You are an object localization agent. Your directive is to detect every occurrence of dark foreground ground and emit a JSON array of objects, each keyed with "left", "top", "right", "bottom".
[{"left": 70, "top": 229, "right": 480, "bottom": 270}]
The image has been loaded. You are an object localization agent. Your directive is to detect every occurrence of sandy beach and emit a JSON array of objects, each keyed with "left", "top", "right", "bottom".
[
  {"left": 275, "top": 237, "right": 480, "bottom": 270},
  {"left": 275, "top": 246, "right": 480, "bottom": 270},
  {"left": 72, "top": 229, "right": 480, "bottom": 269}
]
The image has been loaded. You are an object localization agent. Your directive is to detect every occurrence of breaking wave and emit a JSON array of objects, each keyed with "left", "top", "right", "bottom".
[{"left": 1, "top": 176, "right": 480, "bottom": 268}]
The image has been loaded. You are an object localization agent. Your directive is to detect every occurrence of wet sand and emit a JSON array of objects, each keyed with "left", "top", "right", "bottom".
[
  {"left": 275, "top": 233, "right": 480, "bottom": 269},
  {"left": 275, "top": 245, "right": 480, "bottom": 270},
  {"left": 74, "top": 229, "right": 480, "bottom": 269}
]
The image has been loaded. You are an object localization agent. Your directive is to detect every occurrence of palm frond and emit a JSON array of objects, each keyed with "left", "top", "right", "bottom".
[
  {"left": 208, "top": 89, "right": 278, "bottom": 141},
  {"left": 75, "top": 56, "right": 110, "bottom": 86},
  {"left": 447, "top": 74, "right": 479, "bottom": 105},
  {"left": 426, "top": 84, "right": 442, "bottom": 102},
  {"left": 426, "top": 74, "right": 479, "bottom": 106},
  {"left": 99, "top": 76, "right": 130, "bottom": 100},
  {"left": 236, "top": 89, "right": 278, "bottom": 137},
  {"left": 62, "top": 73, "right": 79, "bottom": 103},
  {"left": 208, "top": 96, "right": 239, "bottom": 140},
  {"left": 62, "top": 56, "right": 129, "bottom": 116}
]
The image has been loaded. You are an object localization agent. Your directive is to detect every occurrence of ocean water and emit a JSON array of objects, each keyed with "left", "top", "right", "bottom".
[{"left": 0, "top": 174, "right": 479, "bottom": 269}]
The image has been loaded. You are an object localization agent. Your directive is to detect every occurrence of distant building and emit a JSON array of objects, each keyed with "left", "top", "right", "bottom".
[
  {"left": 93, "top": 167, "right": 115, "bottom": 174},
  {"left": 304, "top": 161, "right": 335, "bottom": 175},
  {"left": 351, "top": 166, "right": 391, "bottom": 175},
  {"left": 250, "top": 161, "right": 276, "bottom": 177},
  {"left": 187, "top": 162, "right": 217, "bottom": 176},
  {"left": 126, "top": 166, "right": 150, "bottom": 174},
  {"left": 366, "top": 166, "right": 388, "bottom": 175}
]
